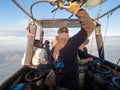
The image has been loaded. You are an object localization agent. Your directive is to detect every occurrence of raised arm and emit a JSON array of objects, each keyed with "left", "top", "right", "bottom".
[{"left": 65, "top": 2, "right": 95, "bottom": 37}]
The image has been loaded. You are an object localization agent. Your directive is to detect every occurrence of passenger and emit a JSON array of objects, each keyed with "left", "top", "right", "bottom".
[
  {"left": 21, "top": 40, "right": 48, "bottom": 65},
  {"left": 77, "top": 39, "right": 93, "bottom": 88},
  {"left": 78, "top": 39, "right": 93, "bottom": 64},
  {"left": 44, "top": 40, "right": 50, "bottom": 50},
  {"left": 43, "top": 40, "right": 51, "bottom": 60},
  {"left": 50, "top": 1, "right": 95, "bottom": 90},
  {"left": 51, "top": 36, "right": 59, "bottom": 48},
  {"left": 32, "top": 40, "right": 48, "bottom": 65}
]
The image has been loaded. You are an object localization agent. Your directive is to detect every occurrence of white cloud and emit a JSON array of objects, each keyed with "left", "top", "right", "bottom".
[
  {"left": 0, "top": 19, "right": 28, "bottom": 31},
  {"left": 0, "top": 36, "right": 27, "bottom": 52},
  {"left": 5, "top": 54, "right": 22, "bottom": 61},
  {"left": 0, "top": 19, "right": 57, "bottom": 51},
  {"left": 0, "top": 19, "right": 28, "bottom": 37},
  {"left": 0, "top": 18, "right": 59, "bottom": 42}
]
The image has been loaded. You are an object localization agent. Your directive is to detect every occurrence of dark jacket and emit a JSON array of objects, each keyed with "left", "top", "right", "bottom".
[{"left": 51, "top": 9, "right": 95, "bottom": 90}]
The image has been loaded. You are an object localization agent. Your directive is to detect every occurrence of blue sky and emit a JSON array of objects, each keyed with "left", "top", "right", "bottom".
[{"left": 0, "top": 0, "right": 120, "bottom": 51}]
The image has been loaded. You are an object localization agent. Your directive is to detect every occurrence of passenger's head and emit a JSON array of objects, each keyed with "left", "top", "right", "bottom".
[
  {"left": 34, "top": 39, "right": 43, "bottom": 48},
  {"left": 44, "top": 40, "right": 50, "bottom": 48},
  {"left": 57, "top": 26, "right": 69, "bottom": 39},
  {"left": 44, "top": 40, "right": 50, "bottom": 45},
  {"left": 57, "top": 26, "right": 69, "bottom": 34}
]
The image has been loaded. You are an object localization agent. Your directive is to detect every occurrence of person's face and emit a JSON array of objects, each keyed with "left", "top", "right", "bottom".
[
  {"left": 34, "top": 41, "right": 40, "bottom": 47},
  {"left": 58, "top": 32, "right": 69, "bottom": 39}
]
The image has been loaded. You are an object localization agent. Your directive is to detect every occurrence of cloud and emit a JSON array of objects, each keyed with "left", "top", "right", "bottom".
[
  {"left": 4, "top": 54, "right": 22, "bottom": 61},
  {"left": 0, "top": 36, "right": 27, "bottom": 52},
  {"left": 0, "top": 19, "right": 57, "bottom": 51},
  {"left": 0, "top": 19, "right": 28, "bottom": 37},
  {"left": 0, "top": 18, "right": 58, "bottom": 41}
]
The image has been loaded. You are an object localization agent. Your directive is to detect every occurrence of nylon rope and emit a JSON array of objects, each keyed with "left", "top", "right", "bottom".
[
  {"left": 89, "top": 6, "right": 102, "bottom": 55},
  {"left": 103, "top": 13, "right": 111, "bottom": 42},
  {"left": 103, "top": 14, "right": 109, "bottom": 42},
  {"left": 99, "top": 5, "right": 116, "bottom": 59},
  {"left": 99, "top": 13, "right": 110, "bottom": 59}
]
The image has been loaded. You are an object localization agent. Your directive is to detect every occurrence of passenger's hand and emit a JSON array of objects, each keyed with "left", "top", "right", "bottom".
[
  {"left": 65, "top": 2, "right": 81, "bottom": 15},
  {"left": 86, "top": 57, "right": 93, "bottom": 61}
]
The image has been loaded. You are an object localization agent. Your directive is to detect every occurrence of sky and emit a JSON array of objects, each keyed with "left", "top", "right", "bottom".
[{"left": 0, "top": 0, "right": 120, "bottom": 51}]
